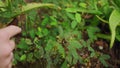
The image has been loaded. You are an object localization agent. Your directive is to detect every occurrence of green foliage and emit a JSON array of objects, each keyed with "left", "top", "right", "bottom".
[
  {"left": 0, "top": 0, "right": 54, "bottom": 23},
  {"left": 109, "top": 10, "right": 120, "bottom": 48},
  {"left": 87, "top": 26, "right": 100, "bottom": 41},
  {"left": 99, "top": 54, "right": 110, "bottom": 67},
  {"left": 112, "top": 0, "right": 120, "bottom": 10},
  {"left": 0, "top": 0, "right": 116, "bottom": 67}
]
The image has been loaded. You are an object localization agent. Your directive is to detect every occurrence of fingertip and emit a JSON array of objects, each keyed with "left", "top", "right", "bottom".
[
  {"left": 9, "top": 25, "right": 22, "bottom": 33},
  {"left": 0, "top": 25, "right": 22, "bottom": 40}
]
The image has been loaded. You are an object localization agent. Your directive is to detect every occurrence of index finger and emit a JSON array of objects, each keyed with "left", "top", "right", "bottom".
[{"left": 0, "top": 25, "right": 21, "bottom": 41}]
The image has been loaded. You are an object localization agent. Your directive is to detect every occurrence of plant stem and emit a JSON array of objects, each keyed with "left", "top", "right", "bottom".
[
  {"left": 96, "top": 33, "right": 111, "bottom": 40},
  {"left": 96, "top": 15, "right": 120, "bottom": 26},
  {"left": 96, "top": 15, "right": 109, "bottom": 24}
]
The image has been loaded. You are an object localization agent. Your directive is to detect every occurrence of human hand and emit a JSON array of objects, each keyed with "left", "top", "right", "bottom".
[{"left": 0, "top": 25, "right": 21, "bottom": 68}]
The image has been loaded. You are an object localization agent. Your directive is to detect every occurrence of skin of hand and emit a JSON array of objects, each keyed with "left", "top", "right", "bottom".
[{"left": 0, "top": 25, "right": 21, "bottom": 68}]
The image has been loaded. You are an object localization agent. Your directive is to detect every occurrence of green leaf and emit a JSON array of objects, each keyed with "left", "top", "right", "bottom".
[
  {"left": 20, "top": 54, "right": 26, "bottom": 61},
  {"left": 87, "top": 26, "right": 100, "bottom": 41},
  {"left": 109, "top": 10, "right": 120, "bottom": 48},
  {"left": 67, "top": 40, "right": 82, "bottom": 64},
  {"left": 78, "top": 9, "right": 102, "bottom": 14},
  {"left": 69, "top": 40, "right": 83, "bottom": 49},
  {"left": 116, "top": 29, "right": 120, "bottom": 41},
  {"left": 71, "top": 20, "right": 78, "bottom": 29},
  {"left": 88, "top": 45, "right": 94, "bottom": 52},
  {"left": 58, "top": 26, "right": 64, "bottom": 37},
  {"left": 99, "top": 54, "right": 110, "bottom": 67},
  {"left": 28, "top": 10, "right": 37, "bottom": 21},
  {"left": 25, "top": 38, "right": 32, "bottom": 45},
  {"left": 27, "top": 53, "right": 34, "bottom": 62},
  {"left": 50, "top": 16, "right": 58, "bottom": 26},
  {"left": 66, "top": 8, "right": 102, "bottom": 14},
  {"left": 79, "top": 3, "right": 87, "bottom": 8},
  {"left": 66, "top": 54, "right": 72, "bottom": 64},
  {"left": 45, "top": 40, "right": 54, "bottom": 52},
  {"left": 57, "top": 43, "right": 65, "bottom": 58},
  {"left": 101, "top": 54, "right": 110, "bottom": 60},
  {"left": 75, "top": 13, "right": 81, "bottom": 23},
  {"left": 66, "top": 12, "right": 75, "bottom": 20},
  {"left": 36, "top": 27, "right": 43, "bottom": 37},
  {"left": 65, "top": 8, "right": 77, "bottom": 13},
  {"left": 61, "top": 61, "right": 68, "bottom": 68},
  {"left": 113, "top": 0, "right": 120, "bottom": 8},
  {"left": 73, "top": 58, "right": 78, "bottom": 64},
  {"left": 42, "top": 28, "right": 49, "bottom": 36},
  {"left": 71, "top": 49, "right": 79, "bottom": 64},
  {"left": 90, "top": 52, "right": 95, "bottom": 57},
  {"left": 41, "top": 16, "right": 49, "bottom": 26},
  {"left": 29, "top": 29, "right": 35, "bottom": 38},
  {"left": 17, "top": 38, "right": 29, "bottom": 50}
]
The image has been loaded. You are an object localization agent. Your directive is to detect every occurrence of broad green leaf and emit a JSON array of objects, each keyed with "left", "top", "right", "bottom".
[
  {"left": 109, "top": 10, "right": 120, "bottom": 48},
  {"left": 75, "top": 13, "right": 81, "bottom": 23}
]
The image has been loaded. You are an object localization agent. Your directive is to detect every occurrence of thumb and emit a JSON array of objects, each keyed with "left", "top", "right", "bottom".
[{"left": 0, "top": 25, "right": 21, "bottom": 41}]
